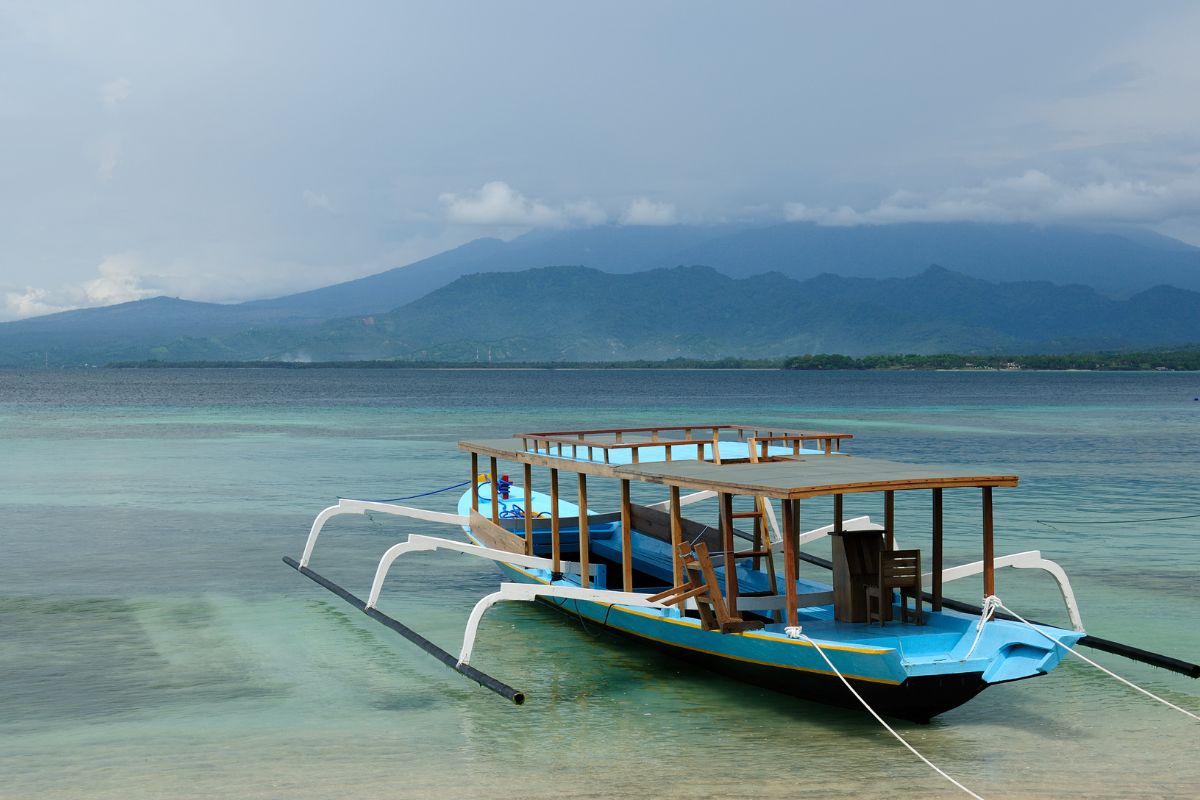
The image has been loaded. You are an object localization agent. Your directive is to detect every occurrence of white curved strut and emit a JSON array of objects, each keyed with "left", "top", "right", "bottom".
[
  {"left": 458, "top": 583, "right": 667, "bottom": 666},
  {"left": 926, "top": 550, "right": 1084, "bottom": 631},
  {"left": 366, "top": 535, "right": 597, "bottom": 609},
  {"left": 300, "top": 499, "right": 467, "bottom": 568}
]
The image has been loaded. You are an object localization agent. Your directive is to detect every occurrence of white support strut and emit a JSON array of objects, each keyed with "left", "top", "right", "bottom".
[
  {"left": 458, "top": 583, "right": 667, "bottom": 666},
  {"left": 798, "top": 515, "right": 883, "bottom": 545},
  {"left": 365, "top": 535, "right": 598, "bottom": 609},
  {"left": 300, "top": 499, "right": 467, "bottom": 568},
  {"left": 645, "top": 490, "right": 716, "bottom": 512},
  {"left": 926, "top": 550, "right": 1084, "bottom": 631}
]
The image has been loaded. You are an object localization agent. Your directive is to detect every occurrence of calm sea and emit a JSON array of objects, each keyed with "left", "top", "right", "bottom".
[{"left": 2, "top": 368, "right": 1197, "bottom": 800}]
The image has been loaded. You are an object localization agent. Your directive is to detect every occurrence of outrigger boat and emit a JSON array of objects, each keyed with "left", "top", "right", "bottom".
[{"left": 287, "top": 423, "right": 1199, "bottom": 723}]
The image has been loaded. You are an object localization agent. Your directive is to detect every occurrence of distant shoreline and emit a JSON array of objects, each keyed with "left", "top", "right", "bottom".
[{"left": 97, "top": 349, "right": 1200, "bottom": 372}]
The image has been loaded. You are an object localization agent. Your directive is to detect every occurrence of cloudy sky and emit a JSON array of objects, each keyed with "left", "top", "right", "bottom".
[{"left": 3, "top": 1, "right": 1200, "bottom": 319}]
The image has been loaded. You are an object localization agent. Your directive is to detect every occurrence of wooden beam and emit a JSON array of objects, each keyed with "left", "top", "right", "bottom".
[
  {"left": 489, "top": 457, "right": 499, "bottom": 525},
  {"left": 782, "top": 499, "right": 799, "bottom": 628},
  {"left": 470, "top": 451, "right": 479, "bottom": 512},
  {"left": 833, "top": 494, "right": 843, "bottom": 533},
  {"left": 523, "top": 463, "right": 533, "bottom": 557},
  {"left": 932, "top": 488, "right": 943, "bottom": 611},
  {"left": 884, "top": 489, "right": 895, "bottom": 550},
  {"left": 620, "top": 479, "right": 633, "bottom": 592},
  {"left": 578, "top": 472, "right": 590, "bottom": 589},
  {"left": 669, "top": 486, "right": 684, "bottom": 588},
  {"left": 550, "top": 468, "right": 561, "bottom": 576},
  {"left": 719, "top": 492, "right": 737, "bottom": 615},
  {"left": 982, "top": 486, "right": 994, "bottom": 598}
]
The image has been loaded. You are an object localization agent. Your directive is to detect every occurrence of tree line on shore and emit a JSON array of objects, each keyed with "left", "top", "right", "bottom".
[
  {"left": 781, "top": 349, "right": 1200, "bottom": 370},
  {"left": 104, "top": 347, "right": 1200, "bottom": 371}
]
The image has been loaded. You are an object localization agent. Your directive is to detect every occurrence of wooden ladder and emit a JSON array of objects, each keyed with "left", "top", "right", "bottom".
[
  {"left": 744, "top": 439, "right": 782, "bottom": 620},
  {"left": 648, "top": 542, "right": 763, "bottom": 633},
  {"left": 698, "top": 434, "right": 782, "bottom": 623}
]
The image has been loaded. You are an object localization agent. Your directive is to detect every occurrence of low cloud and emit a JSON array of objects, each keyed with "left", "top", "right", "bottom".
[
  {"left": 441, "top": 181, "right": 569, "bottom": 226},
  {"left": 785, "top": 169, "right": 1200, "bottom": 226},
  {"left": 3, "top": 254, "right": 158, "bottom": 320},
  {"left": 439, "top": 181, "right": 610, "bottom": 227},
  {"left": 98, "top": 137, "right": 120, "bottom": 180},
  {"left": 100, "top": 78, "right": 131, "bottom": 111},
  {"left": 619, "top": 197, "right": 677, "bottom": 226},
  {"left": 302, "top": 189, "right": 335, "bottom": 212}
]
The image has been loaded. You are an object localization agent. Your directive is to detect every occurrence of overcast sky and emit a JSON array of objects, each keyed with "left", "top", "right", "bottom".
[{"left": 3, "top": 1, "right": 1200, "bottom": 319}]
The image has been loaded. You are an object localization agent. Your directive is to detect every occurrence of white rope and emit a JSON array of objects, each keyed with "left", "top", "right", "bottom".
[
  {"left": 962, "top": 594, "right": 1000, "bottom": 661},
  {"left": 991, "top": 597, "right": 1200, "bottom": 722},
  {"left": 799, "top": 631, "right": 987, "bottom": 800}
]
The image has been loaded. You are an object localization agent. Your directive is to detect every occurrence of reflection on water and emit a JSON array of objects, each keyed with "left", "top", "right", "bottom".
[{"left": 1, "top": 369, "right": 1198, "bottom": 799}]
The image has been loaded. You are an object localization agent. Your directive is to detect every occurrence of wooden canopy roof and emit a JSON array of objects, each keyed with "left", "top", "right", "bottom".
[
  {"left": 457, "top": 433, "right": 1017, "bottom": 500},
  {"left": 615, "top": 456, "right": 1017, "bottom": 499}
]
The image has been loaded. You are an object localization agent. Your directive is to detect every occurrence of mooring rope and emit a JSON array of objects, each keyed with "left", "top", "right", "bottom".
[
  {"left": 799, "top": 632, "right": 987, "bottom": 800},
  {"left": 346, "top": 479, "right": 473, "bottom": 503},
  {"left": 962, "top": 595, "right": 1000, "bottom": 661},
  {"left": 990, "top": 597, "right": 1200, "bottom": 722}
]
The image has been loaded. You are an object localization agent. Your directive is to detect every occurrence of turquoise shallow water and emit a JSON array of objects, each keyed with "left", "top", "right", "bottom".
[{"left": 1, "top": 368, "right": 1198, "bottom": 799}]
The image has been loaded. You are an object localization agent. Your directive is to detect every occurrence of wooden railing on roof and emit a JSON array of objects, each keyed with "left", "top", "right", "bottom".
[{"left": 517, "top": 423, "right": 852, "bottom": 465}]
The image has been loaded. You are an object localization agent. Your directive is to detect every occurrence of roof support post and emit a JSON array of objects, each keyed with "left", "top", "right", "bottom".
[
  {"left": 782, "top": 499, "right": 799, "bottom": 628},
  {"left": 523, "top": 463, "right": 534, "bottom": 557},
  {"left": 982, "top": 486, "right": 995, "bottom": 598},
  {"left": 489, "top": 457, "right": 499, "bottom": 525},
  {"left": 669, "top": 486, "right": 684, "bottom": 588},
  {"left": 719, "top": 492, "right": 737, "bottom": 615},
  {"left": 470, "top": 452, "right": 479, "bottom": 512},
  {"left": 578, "top": 472, "right": 590, "bottom": 589},
  {"left": 883, "top": 489, "right": 895, "bottom": 550},
  {"left": 833, "top": 494, "right": 843, "bottom": 533},
  {"left": 549, "top": 468, "right": 561, "bottom": 578},
  {"left": 932, "top": 488, "right": 943, "bottom": 611},
  {"left": 620, "top": 479, "right": 633, "bottom": 592}
]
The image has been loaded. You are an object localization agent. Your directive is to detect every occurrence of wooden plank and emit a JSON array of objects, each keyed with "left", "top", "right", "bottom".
[
  {"left": 669, "top": 486, "right": 684, "bottom": 588},
  {"left": 884, "top": 489, "right": 895, "bottom": 550},
  {"left": 719, "top": 492, "right": 737, "bottom": 615},
  {"left": 682, "top": 548, "right": 718, "bottom": 631},
  {"left": 523, "top": 463, "right": 533, "bottom": 557},
  {"left": 469, "top": 510, "right": 525, "bottom": 554},
  {"left": 489, "top": 457, "right": 499, "bottom": 525},
  {"left": 932, "top": 488, "right": 943, "bottom": 611},
  {"left": 629, "top": 501, "right": 723, "bottom": 551},
  {"left": 782, "top": 499, "right": 799, "bottom": 628},
  {"left": 550, "top": 468, "right": 561, "bottom": 575},
  {"left": 983, "top": 486, "right": 994, "bottom": 597},
  {"left": 693, "top": 542, "right": 732, "bottom": 624},
  {"left": 578, "top": 473, "right": 590, "bottom": 589},
  {"left": 620, "top": 479, "right": 633, "bottom": 592},
  {"left": 470, "top": 451, "right": 479, "bottom": 512},
  {"left": 757, "top": 497, "right": 779, "bottom": 621},
  {"left": 648, "top": 578, "right": 710, "bottom": 604}
]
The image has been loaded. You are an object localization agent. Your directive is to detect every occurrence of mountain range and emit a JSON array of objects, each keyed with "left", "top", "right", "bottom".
[{"left": 2, "top": 222, "right": 1199, "bottom": 366}]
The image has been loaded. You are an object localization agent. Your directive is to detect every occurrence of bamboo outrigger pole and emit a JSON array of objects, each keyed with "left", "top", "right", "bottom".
[{"left": 283, "top": 556, "right": 525, "bottom": 704}]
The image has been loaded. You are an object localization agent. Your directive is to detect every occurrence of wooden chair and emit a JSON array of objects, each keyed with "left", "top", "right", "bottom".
[{"left": 864, "top": 549, "right": 924, "bottom": 625}]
